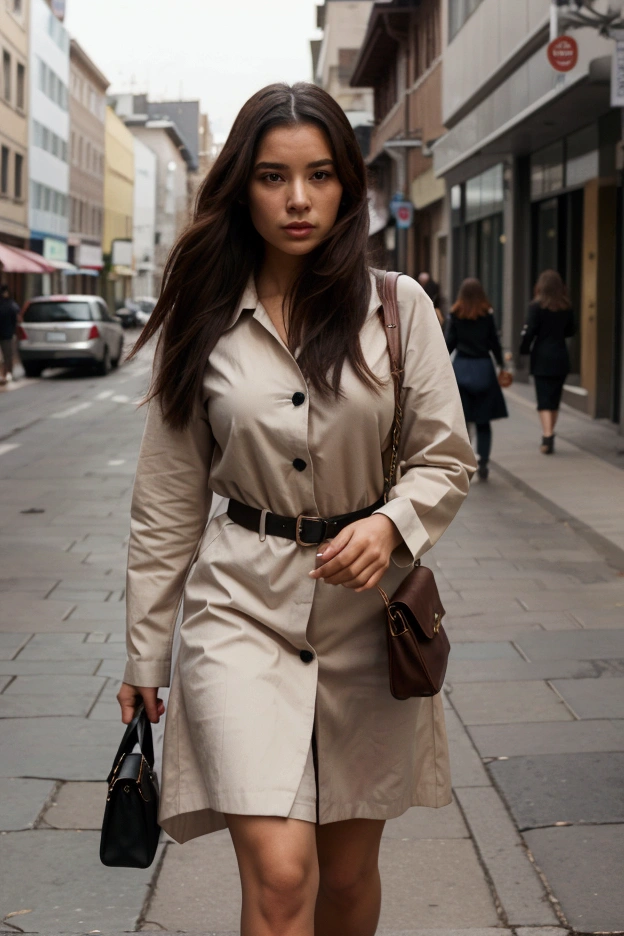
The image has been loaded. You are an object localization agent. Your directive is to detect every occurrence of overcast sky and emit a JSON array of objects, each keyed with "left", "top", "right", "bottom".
[{"left": 64, "top": 0, "right": 321, "bottom": 142}]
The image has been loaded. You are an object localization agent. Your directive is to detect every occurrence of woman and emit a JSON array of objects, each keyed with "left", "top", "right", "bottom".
[
  {"left": 520, "top": 269, "right": 575, "bottom": 454},
  {"left": 445, "top": 278, "right": 509, "bottom": 481},
  {"left": 117, "top": 83, "right": 475, "bottom": 936}
]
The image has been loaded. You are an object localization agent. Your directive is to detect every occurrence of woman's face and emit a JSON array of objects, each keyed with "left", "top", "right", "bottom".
[{"left": 247, "top": 122, "right": 344, "bottom": 259}]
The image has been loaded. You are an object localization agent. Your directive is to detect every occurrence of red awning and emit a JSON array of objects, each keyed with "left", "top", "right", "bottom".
[{"left": 0, "top": 243, "right": 56, "bottom": 274}]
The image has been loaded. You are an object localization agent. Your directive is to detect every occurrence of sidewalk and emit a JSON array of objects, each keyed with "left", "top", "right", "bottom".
[{"left": 0, "top": 361, "right": 623, "bottom": 935}]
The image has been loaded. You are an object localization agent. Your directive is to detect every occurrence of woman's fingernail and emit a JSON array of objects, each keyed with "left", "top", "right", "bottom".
[{"left": 316, "top": 552, "right": 324, "bottom": 558}]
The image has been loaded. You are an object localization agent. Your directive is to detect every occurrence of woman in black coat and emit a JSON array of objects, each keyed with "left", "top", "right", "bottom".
[
  {"left": 445, "top": 278, "right": 510, "bottom": 480},
  {"left": 520, "top": 270, "right": 575, "bottom": 454}
]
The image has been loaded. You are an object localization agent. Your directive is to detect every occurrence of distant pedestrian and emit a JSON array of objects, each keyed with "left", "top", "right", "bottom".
[
  {"left": 0, "top": 284, "right": 19, "bottom": 385},
  {"left": 418, "top": 271, "right": 444, "bottom": 327},
  {"left": 116, "top": 82, "right": 475, "bottom": 936},
  {"left": 445, "top": 278, "right": 510, "bottom": 481},
  {"left": 520, "top": 270, "right": 575, "bottom": 455}
]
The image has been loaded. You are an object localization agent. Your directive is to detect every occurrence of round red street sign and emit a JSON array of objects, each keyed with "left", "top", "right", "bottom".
[
  {"left": 547, "top": 35, "right": 579, "bottom": 73},
  {"left": 397, "top": 206, "right": 410, "bottom": 222}
]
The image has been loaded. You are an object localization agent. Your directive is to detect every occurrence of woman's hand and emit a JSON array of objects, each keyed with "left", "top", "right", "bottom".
[
  {"left": 308, "top": 514, "right": 402, "bottom": 592},
  {"left": 117, "top": 683, "right": 165, "bottom": 725}
]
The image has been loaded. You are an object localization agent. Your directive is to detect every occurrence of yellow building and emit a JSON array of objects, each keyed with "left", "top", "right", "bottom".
[{"left": 103, "top": 105, "right": 134, "bottom": 304}]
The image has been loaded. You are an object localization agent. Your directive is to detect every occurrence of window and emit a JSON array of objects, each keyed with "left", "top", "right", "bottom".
[
  {"left": 16, "top": 63, "right": 25, "bottom": 110},
  {"left": 86, "top": 142, "right": 91, "bottom": 172},
  {"left": 3, "top": 50, "right": 10, "bottom": 102},
  {"left": 13, "top": 0, "right": 23, "bottom": 14},
  {"left": 36, "top": 58, "right": 68, "bottom": 111},
  {"left": 1, "top": 146, "right": 8, "bottom": 195},
  {"left": 14, "top": 152, "right": 23, "bottom": 199}
]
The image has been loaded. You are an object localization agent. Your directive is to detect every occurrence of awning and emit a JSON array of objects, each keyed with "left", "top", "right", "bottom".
[
  {"left": 0, "top": 243, "right": 56, "bottom": 274},
  {"left": 64, "top": 268, "right": 100, "bottom": 277},
  {"left": 46, "top": 259, "right": 78, "bottom": 272}
]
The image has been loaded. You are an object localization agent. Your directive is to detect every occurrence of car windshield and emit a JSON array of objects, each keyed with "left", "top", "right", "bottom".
[
  {"left": 137, "top": 301, "right": 154, "bottom": 314},
  {"left": 24, "top": 302, "right": 92, "bottom": 323}
]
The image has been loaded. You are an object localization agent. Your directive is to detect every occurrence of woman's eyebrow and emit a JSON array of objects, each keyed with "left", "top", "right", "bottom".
[{"left": 254, "top": 158, "right": 335, "bottom": 171}]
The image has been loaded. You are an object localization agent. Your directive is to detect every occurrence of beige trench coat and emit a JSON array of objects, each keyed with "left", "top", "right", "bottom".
[{"left": 124, "top": 273, "right": 476, "bottom": 844}]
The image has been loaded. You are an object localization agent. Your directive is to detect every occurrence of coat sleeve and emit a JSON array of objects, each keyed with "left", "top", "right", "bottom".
[
  {"left": 519, "top": 304, "right": 539, "bottom": 355},
  {"left": 124, "top": 393, "right": 214, "bottom": 687},
  {"left": 488, "top": 312, "right": 504, "bottom": 367},
  {"left": 374, "top": 276, "right": 477, "bottom": 567},
  {"left": 444, "top": 312, "right": 458, "bottom": 353}
]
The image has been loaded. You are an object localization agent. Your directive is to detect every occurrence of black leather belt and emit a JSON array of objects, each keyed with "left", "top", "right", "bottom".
[{"left": 227, "top": 495, "right": 385, "bottom": 547}]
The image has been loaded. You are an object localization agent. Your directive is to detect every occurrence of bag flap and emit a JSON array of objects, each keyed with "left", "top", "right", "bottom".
[{"left": 389, "top": 565, "right": 445, "bottom": 639}]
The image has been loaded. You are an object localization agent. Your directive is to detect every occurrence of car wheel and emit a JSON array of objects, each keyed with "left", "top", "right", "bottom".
[
  {"left": 23, "top": 362, "right": 44, "bottom": 378},
  {"left": 95, "top": 346, "right": 111, "bottom": 377},
  {"left": 110, "top": 337, "right": 124, "bottom": 369}
]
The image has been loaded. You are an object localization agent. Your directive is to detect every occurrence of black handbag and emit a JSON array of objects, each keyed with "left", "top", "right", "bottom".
[{"left": 100, "top": 705, "right": 160, "bottom": 868}]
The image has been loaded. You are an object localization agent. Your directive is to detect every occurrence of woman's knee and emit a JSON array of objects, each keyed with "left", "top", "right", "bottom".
[
  {"left": 318, "top": 858, "right": 379, "bottom": 908},
  {"left": 254, "top": 854, "right": 317, "bottom": 923}
]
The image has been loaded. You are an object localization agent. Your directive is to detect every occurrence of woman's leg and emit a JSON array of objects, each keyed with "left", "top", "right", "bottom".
[
  {"left": 539, "top": 410, "right": 555, "bottom": 437},
  {"left": 314, "top": 818, "right": 385, "bottom": 936},
  {"left": 475, "top": 422, "right": 492, "bottom": 476},
  {"left": 226, "top": 814, "right": 319, "bottom": 936}
]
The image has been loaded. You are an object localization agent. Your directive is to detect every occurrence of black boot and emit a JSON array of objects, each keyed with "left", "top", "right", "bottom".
[
  {"left": 540, "top": 435, "right": 555, "bottom": 455},
  {"left": 478, "top": 459, "right": 489, "bottom": 480}
]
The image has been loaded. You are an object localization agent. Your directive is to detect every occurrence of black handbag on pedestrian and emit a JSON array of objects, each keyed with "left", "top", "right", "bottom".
[{"left": 100, "top": 705, "right": 160, "bottom": 869}]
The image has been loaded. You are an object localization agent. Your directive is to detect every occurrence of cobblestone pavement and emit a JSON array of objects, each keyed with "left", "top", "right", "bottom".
[{"left": 0, "top": 351, "right": 623, "bottom": 936}]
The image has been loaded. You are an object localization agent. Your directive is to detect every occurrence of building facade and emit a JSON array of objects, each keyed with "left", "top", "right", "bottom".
[
  {"left": 68, "top": 38, "right": 108, "bottom": 293},
  {"left": 312, "top": 0, "right": 374, "bottom": 156},
  {"left": 352, "top": 0, "right": 447, "bottom": 284},
  {"left": 28, "top": 0, "right": 69, "bottom": 264},
  {"left": 132, "top": 135, "right": 157, "bottom": 298},
  {"left": 1, "top": 0, "right": 29, "bottom": 262},
  {"left": 434, "top": 0, "right": 623, "bottom": 426},
  {"left": 103, "top": 105, "right": 134, "bottom": 306}
]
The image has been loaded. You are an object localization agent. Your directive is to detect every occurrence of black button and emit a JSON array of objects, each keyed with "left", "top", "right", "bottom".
[
  {"left": 299, "top": 649, "right": 314, "bottom": 664},
  {"left": 292, "top": 458, "right": 307, "bottom": 472},
  {"left": 292, "top": 392, "right": 305, "bottom": 406}
]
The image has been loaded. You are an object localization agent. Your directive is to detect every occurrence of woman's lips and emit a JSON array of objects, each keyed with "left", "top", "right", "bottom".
[{"left": 283, "top": 224, "right": 314, "bottom": 238}]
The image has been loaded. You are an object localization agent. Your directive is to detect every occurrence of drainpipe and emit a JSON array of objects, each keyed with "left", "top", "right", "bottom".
[{"left": 383, "top": 139, "right": 423, "bottom": 272}]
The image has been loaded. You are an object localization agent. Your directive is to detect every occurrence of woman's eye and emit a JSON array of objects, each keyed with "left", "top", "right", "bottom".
[
  {"left": 312, "top": 171, "right": 330, "bottom": 181},
  {"left": 263, "top": 173, "right": 282, "bottom": 183}
]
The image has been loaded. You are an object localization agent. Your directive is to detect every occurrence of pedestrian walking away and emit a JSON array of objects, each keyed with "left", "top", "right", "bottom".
[
  {"left": 520, "top": 269, "right": 576, "bottom": 455},
  {"left": 116, "top": 82, "right": 476, "bottom": 936},
  {"left": 445, "top": 277, "right": 510, "bottom": 481},
  {"left": 417, "top": 270, "right": 444, "bottom": 327},
  {"left": 0, "top": 284, "right": 19, "bottom": 385}
]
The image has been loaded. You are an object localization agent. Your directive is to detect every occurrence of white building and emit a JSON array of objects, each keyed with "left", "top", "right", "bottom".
[
  {"left": 133, "top": 136, "right": 157, "bottom": 298},
  {"left": 28, "top": 0, "right": 70, "bottom": 262}
]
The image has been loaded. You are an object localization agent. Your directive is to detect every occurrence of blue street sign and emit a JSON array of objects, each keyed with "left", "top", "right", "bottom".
[{"left": 394, "top": 200, "right": 414, "bottom": 230}]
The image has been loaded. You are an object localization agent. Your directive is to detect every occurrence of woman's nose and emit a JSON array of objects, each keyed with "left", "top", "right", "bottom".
[{"left": 287, "top": 180, "right": 310, "bottom": 212}]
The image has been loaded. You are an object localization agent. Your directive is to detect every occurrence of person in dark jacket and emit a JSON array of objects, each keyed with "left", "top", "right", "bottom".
[
  {"left": 445, "top": 278, "right": 510, "bottom": 480},
  {"left": 0, "top": 284, "right": 20, "bottom": 385},
  {"left": 520, "top": 270, "right": 575, "bottom": 454}
]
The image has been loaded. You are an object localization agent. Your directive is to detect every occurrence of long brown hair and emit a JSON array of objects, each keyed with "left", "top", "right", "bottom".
[
  {"left": 130, "top": 82, "right": 375, "bottom": 429},
  {"left": 534, "top": 269, "right": 571, "bottom": 311},
  {"left": 451, "top": 278, "right": 491, "bottom": 320}
]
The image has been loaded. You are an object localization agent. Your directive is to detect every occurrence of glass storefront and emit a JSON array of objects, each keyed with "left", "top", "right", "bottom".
[{"left": 451, "top": 164, "right": 504, "bottom": 321}]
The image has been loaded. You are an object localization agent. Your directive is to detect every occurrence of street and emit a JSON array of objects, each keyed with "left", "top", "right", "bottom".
[{"left": 0, "top": 346, "right": 622, "bottom": 935}]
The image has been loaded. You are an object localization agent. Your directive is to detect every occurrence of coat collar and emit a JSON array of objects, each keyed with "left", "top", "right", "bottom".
[{"left": 227, "top": 270, "right": 383, "bottom": 332}]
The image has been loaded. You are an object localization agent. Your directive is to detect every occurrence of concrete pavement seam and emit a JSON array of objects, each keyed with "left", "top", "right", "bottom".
[
  {"left": 135, "top": 840, "right": 170, "bottom": 931},
  {"left": 489, "top": 459, "right": 624, "bottom": 574}
]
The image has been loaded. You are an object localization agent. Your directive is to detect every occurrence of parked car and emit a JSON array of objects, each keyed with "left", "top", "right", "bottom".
[
  {"left": 133, "top": 296, "right": 158, "bottom": 326},
  {"left": 115, "top": 299, "right": 142, "bottom": 329},
  {"left": 17, "top": 295, "right": 124, "bottom": 378}
]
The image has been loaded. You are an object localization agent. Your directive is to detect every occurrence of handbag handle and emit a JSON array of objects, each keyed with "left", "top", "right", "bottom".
[{"left": 106, "top": 704, "right": 155, "bottom": 783}]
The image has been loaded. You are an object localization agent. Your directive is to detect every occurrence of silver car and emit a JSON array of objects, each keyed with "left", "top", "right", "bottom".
[{"left": 18, "top": 295, "right": 124, "bottom": 378}]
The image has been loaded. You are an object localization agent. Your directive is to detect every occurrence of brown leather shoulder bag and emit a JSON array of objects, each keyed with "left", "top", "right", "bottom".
[{"left": 376, "top": 271, "right": 450, "bottom": 700}]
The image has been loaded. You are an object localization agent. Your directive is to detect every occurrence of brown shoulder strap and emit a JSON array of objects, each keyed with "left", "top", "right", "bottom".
[
  {"left": 378, "top": 271, "right": 403, "bottom": 380},
  {"left": 377, "top": 271, "right": 404, "bottom": 496}
]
